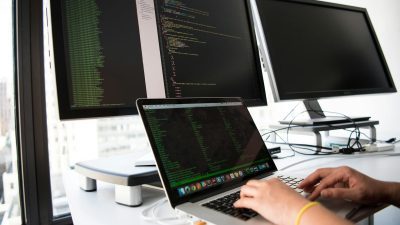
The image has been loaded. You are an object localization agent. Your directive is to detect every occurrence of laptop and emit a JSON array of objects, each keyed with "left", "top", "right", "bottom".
[{"left": 137, "top": 97, "right": 358, "bottom": 225}]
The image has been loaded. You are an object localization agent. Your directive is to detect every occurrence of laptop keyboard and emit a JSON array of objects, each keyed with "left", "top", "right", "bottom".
[
  {"left": 202, "top": 191, "right": 257, "bottom": 221},
  {"left": 201, "top": 175, "right": 304, "bottom": 221},
  {"left": 277, "top": 175, "right": 305, "bottom": 194}
]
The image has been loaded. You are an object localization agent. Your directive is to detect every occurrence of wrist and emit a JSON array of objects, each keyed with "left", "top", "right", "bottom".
[
  {"left": 295, "top": 202, "right": 319, "bottom": 225},
  {"left": 285, "top": 198, "right": 310, "bottom": 225},
  {"left": 382, "top": 182, "right": 400, "bottom": 207}
]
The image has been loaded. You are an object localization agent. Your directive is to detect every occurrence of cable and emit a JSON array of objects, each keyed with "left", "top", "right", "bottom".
[
  {"left": 265, "top": 140, "right": 333, "bottom": 151},
  {"left": 141, "top": 198, "right": 192, "bottom": 225},
  {"left": 343, "top": 128, "right": 373, "bottom": 141},
  {"left": 263, "top": 129, "right": 303, "bottom": 156},
  {"left": 285, "top": 110, "right": 328, "bottom": 154},
  {"left": 285, "top": 109, "right": 368, "bottom": 154},
  {"left": 262, "top": 127, "right": 335, "bottom": 156},
  {"left": 299, "top": 107, "right": 365, "bottom": 151},
  {"left": 281, "top": 102, "right": 301, "bottom": 121},
  {"left": 264, "top": 130, "right": 296, "bottom": 158},
  {"left": 261, "top": 108, "right": 379, "bottom": 155},
  {"left": 260, "top": 125, "right": 305, "bottom": 137}
]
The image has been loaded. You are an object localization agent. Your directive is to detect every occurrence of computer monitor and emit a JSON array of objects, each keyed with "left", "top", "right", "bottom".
[
  {"left": 50, "top": 0, "right": 267, "bottom": 120},
  {"left": 253, "top": 0, "right": 396, "bottom": 124},
  {"left": 50, "top": 0, "right": 151, "bottom": 119},
  {"left": 152, "top": 0, "right": 267, "bottom": 106}
]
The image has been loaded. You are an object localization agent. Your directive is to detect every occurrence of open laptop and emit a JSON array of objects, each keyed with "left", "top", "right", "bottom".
[{"left": 137, "top": 97, "right": 358, "bottom": 225}]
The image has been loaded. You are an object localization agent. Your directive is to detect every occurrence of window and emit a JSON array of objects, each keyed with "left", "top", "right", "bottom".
[{"left": 0, "top": 0, "right": 22, "bottom": 224}]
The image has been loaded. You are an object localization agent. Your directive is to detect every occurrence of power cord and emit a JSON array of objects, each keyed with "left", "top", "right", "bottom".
[
  {"left": 343, "top": 129, "right": 398, "bottom": 144},
  {"left": 286, "top": 110, "right": 358, "bottom": 155},
  {"left": 297, "top": 104, "right": 366, "bottom": 151},
  {"left": 281, "top": 102, "right": 301, "bottom": 122},
  {"left": 141, "top": 197, "right": 193, "bottom": 225},
  {"left": 263, "top": 128, "right": 334, "bottom": 156}
]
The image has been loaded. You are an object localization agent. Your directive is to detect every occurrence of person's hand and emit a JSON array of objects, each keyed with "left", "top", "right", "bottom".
[
  {"left": 298, "top": 166, "right": 388, "bottom": 204},
  {"left": 234, "top": 178, "right": 309, "bottom": 225}
]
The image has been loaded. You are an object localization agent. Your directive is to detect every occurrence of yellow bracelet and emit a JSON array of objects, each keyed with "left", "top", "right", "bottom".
[{"left": 295, "top": 202, "right": 319, "bottom": 225}]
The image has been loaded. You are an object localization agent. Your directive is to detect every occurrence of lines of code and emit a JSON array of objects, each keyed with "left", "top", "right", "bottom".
[
  {"left": 64, "top": 0, "right": 105, "bottom": 107},
  {"left": 145, "top": 109, "right": 198, "bottom": 184},
  {"left": 144, "top": 105, "right": 270, "bottom": 188},
  {"left": 155, "top": 0, "right": 262, "bottom": 100},
  {"left": 185, "top": 109, "right": 228, "bottom": 172},
  {"left": 59, "top": 0, "right": 147, "bottom": 110}
]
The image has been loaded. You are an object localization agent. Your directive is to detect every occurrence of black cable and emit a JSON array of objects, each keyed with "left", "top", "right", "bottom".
[
  {"left": 302, "top": 107, "right": 364, "bottom": 151},
  {"left": 265, "top": 140, "right": 333, "bottom": 151},
  {"left": 284, "top": 109, "right": 366, "bottom": 154},
  {"left": 281, "top": 102, "right": 301, "bottom": 121},
  {"left": 344, "top": 128, "right": 373, "bottom": 141},
  {"left": 343, "top": 129, "right": 398, "bottom": 144},
  {"left": 263, "top": 128, "right": 328, "bottom": 156},
  {"left": 261, "top": 108, "right": 370, "bottom": 156},
  {"left": 285, "top": 110, "right": 332, "bottom": 155},
  {"left": 260, "top": 125, "right": 305, "bottom": 137},
  {"left": 262, "top": 130, "right": 295, "bottom": 158}
]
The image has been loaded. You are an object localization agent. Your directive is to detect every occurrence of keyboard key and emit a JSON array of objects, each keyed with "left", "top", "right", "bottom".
[
  {"left": 202, "top": 175, "right": 304, "bottom": 221},
  {"left": 202, "top": 191, "right": 258, "bottom": 221}
]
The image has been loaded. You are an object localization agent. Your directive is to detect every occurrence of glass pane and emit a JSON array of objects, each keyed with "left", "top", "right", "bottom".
[
  {"left": 42, "top": 0, "right": 150, "bottom": 218},
  {"left": 0, "top": 0, "right": 22, "bottom": 225}
]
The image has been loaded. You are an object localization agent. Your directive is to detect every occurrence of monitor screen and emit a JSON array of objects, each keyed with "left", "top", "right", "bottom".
[
  {"left": 154, "top": 0, "right": 267, "bottom": 106},
  {"left": 51, "top": 0, "right": 147, "bottom": 119},
  {"left": 255, "top": 0, "right": 396, "bottom": 101},
  {"left": 51, "top": 0, "right": 267, "bottom": 120}
]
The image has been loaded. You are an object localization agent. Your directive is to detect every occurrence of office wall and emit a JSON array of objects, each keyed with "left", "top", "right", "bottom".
[{"left": 256, "top": 0, "right": 400, "bottom": 140}]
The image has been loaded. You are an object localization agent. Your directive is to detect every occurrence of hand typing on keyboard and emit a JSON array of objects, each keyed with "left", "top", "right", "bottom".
[
  {"left": 298, "top": 166, "right": 400, "bottom": 206},
  {"left": 202, "top": 191, "right": 258, "bottom": 221},
  {"left": 234, "top": 178, "right": 310, "bottom": 225},
  {"left": 233, "top": 166, "right": 397, "bottom": 225}
]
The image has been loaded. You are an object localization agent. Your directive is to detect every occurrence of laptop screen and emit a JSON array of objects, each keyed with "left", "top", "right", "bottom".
[{"left": 137, "top": 98, "right": 277, "bottom": 207}]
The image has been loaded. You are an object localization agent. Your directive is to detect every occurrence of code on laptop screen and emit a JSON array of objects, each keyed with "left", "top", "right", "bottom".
[{"left": 142, "top": 102, "right": 276, "bottom": 198}]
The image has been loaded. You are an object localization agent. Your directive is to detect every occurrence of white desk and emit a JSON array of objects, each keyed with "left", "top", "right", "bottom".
[{"left": 63, "top": 148, "right": 400, "bottom": 225}]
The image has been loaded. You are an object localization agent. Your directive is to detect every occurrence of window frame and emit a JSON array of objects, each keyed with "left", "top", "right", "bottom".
[{"left": 15, "top": 0, "right": 72, "bottom": 224}]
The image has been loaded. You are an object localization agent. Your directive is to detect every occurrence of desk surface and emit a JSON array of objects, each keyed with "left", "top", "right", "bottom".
[{"left": 63, "top": 148, "right": 400, "bottom": 225}]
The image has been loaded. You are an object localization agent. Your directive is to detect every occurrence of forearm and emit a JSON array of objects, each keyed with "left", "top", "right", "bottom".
[
  {"left": 382, "top": 182, "right": 400, "bottom": 207},
  {"left": 299, "top": 204, "right": 354, "bottom": 225},
  {"left": 281, "top": 200, "right": 353, "bottom": 225}
]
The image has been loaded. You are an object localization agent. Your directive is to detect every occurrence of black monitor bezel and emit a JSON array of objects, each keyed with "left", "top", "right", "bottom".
[
  {"left": 257, "top": 0, "right": 396, "bottom": 101},
  {"left": 153, "top": 0, "right": 268, "bottom": 107},
  {"left": 50, "top": 0, "right": 141, "bottom": 120}
]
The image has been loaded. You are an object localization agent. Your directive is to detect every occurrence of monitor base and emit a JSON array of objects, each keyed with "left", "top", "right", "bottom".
[
  {"left": 281, "top": 99, "right": 370, "bottom": 126},
  {"left": 279, "top": 116, "right": 371, "bottom": 126}
]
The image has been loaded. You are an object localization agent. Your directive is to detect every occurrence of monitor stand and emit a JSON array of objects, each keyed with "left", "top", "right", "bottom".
[{"left": 279, "top": 99, "right": 370, "bottom": 126}]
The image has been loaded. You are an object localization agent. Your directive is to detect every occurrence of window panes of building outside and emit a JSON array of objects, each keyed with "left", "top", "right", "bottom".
[{"left": 0, "top": 0, "right": 22, "bottom": 225}]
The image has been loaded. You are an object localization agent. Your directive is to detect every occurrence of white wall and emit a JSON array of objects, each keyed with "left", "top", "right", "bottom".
[{"left": 254, "top": 0, "right": 400, "bottom": 141}]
